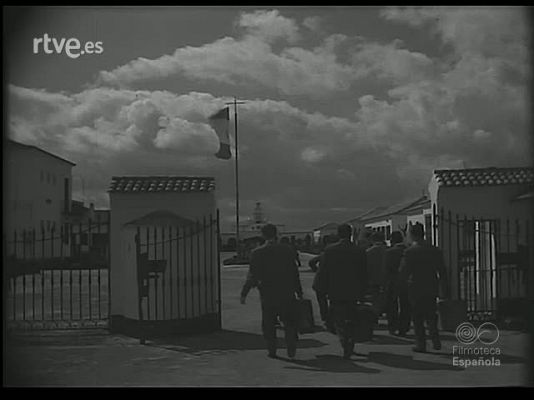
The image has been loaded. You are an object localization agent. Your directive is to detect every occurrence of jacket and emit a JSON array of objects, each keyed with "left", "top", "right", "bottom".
[
  {"left": 241, "top": 241, "right": 303, "bottom": 305},
  {"left": 316, "top": 239, "right": 368, "bottom": 302},
  {"left": 399, "top": 241, "right": 449, "bottom": 299}
]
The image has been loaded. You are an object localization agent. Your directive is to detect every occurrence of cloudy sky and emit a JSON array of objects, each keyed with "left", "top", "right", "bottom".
[{"left": 6, "top": 6, "right": 532, "bottom": 230}]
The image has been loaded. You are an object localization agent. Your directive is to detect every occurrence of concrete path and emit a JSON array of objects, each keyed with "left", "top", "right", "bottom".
[{"left": 4, "top": 263, "right": 530, "bottom": 387}]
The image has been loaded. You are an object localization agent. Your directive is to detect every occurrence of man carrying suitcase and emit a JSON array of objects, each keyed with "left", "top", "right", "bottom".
[
  {"left": 240, "top": 224, "right": 303, "bottom": 359},
  {"left": 399, "top": 223, "right": 449, "bottom": 353},
  {"left": 316, "top": 224, "right": 368, "bottom": 359}
]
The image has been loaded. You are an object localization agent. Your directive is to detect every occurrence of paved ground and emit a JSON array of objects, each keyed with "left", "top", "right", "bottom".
[{"left": 4, "top": 254, "right": 532, "bottom": 387}]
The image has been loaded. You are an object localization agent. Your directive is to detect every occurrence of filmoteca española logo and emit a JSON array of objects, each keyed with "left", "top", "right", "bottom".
[
  {"left": 455, "top": 322, "right": 500, "bottom": 345},
  {"left": 453, "top": 322, "right": 501, "bottom": 368}
]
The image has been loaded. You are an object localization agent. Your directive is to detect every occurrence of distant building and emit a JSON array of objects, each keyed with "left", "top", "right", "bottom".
[
  {"left": 221, "top": 202, "right": 285, "bottom": 248},
  {"left": 312, "top": 222, "right": 338, "bottom": 244},
  {"left": 347, "top": 195, "right": 429, "bottom": 243},
  {"left": 67, "top": 200, "right": 110, "bottom": 259},
  {"left": 4, "top": 139, "right": 75, "bottom": 235}
]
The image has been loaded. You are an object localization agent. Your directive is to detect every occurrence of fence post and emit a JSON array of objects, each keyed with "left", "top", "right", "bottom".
[
  {"left": 216, "top": 209, "right": 222, "bottom": 329},
  {"left": 162, "top": 225, "right": 166, "bottom": 321},
  {"left": 32, "top": 228, "right": 36, "bottom": 321},
  {"left": 135, "top": 230, "right": 145, "bottom": 345},
  {"left": 455, "top": 214, "right": 460, "bottom": 301},
  {"left": 196, "top": 218, "right": 201, "bottom": 318},
  {"left": 432, "top": 204, "right": 438, "bottom": 247},
  {"left": 203, "top": 216, "right": 208, "bottom": 316},
  {"left": 22, "top": 230, "right": 26, "bottom": 321}
]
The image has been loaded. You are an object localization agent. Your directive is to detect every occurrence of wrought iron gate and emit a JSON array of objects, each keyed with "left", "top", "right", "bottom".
[
  {"left": 433, "top": 206, "right": 532, "bottom": 321},
  {"left": 5, "top": 219, "right": 110, "bottom": 330},
  {"left": 134, "top": 212, "right": 221, "bottom": 340}
]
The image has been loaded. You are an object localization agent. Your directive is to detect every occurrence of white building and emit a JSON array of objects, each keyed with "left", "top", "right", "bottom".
[
  {"left": 221, "top": 202, "right": 285, "bottom": 247},
  {"left": 108, "top": 176, "right": 219, "bottom": 336},
  {"left": 4, "top": 139, "right": 75, "bottom": 236},
  {"left": 427, "top": 167, "right": 533, "bottom": 317},
  {"left": 350, "top": 196, "right": 429, "bottom": 242},
  {"left": 312, "top": 222, "right": 339, "bottom": 244}
]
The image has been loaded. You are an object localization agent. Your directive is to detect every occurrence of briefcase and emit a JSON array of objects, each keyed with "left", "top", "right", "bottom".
[
  {"left": 295, "top": 298, "right": 315, "bottom": 334},
  {"left": 438, "top": 299, "right": 467, "bottom": 332},
  {"left": 353, "top": 302, "right": 376, "bottom": 342}
]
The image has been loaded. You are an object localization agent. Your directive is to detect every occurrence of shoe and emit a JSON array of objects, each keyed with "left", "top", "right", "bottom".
[
  {"left": 412, "top": 346, "right": 427, "bottom": 353},
  {"left": 343, "top": 340, "right": 354, "bottom": 359},
  {"left": 343, "top": 348, "right": 352, "bottom": 359},
  {"left": 268, "top": 351, "right": 278, "bottom": 359},
  {"left": 432, "top": 338, "right": 442, "bottom": 351},
  {"left": 325, "top": 323, "right": 337, "bottom": 334},
  {"left": 287, "top": 347, "right": 296, "bottom": 359}
]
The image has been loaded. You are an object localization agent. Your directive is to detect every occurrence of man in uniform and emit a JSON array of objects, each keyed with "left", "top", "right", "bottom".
[
  {"left": 316, "top": 224, "right": 368, "bottom": 359},
  {"left": 399, "top": 223, "right": 449, "bottom": 352},
  {"left": 384, "top": 230, "right": 411, "bottom": 336},
  {"left": 240, "top": 224, "right": 303, "bottom": 359}
]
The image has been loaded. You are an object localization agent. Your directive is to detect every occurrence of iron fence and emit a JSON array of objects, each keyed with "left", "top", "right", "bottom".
[
  {"left": 432, "top": 205, "right": 532, "bottom": 321},
  {"left": 4, "top": 219, "right": 110, "bottom": 330}
]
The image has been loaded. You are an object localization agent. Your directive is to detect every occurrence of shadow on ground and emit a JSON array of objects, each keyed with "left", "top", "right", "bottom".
[
  {"left": 148, "top": 329, "right": 328, "bottom": 356},
  {"left": 362, "top": 351, "right": 463, "bottom": 371},
  {"left": 281, "top": 354, "right": 381, "bottom": 374}
]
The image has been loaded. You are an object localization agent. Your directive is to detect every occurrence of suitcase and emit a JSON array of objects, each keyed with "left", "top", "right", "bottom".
[
  {"left": 438, "top": 299, "right": 467, "bottom": 332},
  {"left": 353, "top": 302, "right": 376, "bottom": 342},
  {"left": 371, "top": 290, "right": 387, "bottom": 316},
  {"left": 295, "top": 298, "right": 315, "bottom": 334}
]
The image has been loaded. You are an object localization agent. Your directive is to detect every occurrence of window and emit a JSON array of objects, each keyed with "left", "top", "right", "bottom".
[
  {"left": 386, "top": 225, "right": 391, "bottom": 240},
  {"left": 64, "top": 178, "right": 70, "bottom": 213}
]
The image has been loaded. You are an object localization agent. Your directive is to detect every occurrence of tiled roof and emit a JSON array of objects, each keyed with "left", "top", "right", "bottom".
[
  {"left": 434, "top": 167, "right": 534, "bottom": 187},
  {"left": 314, "top": 222, "right": 339, "bottom": 231},
  {"left": 359, "top": 196, "right": 428, "bottom": 222},
  {"left": 344, "top": 206, "right": 387, "bottom": 224},
  {"left": 108, "top": 176, "right": 215, "bottom": 193},
  {"left": 403, "top": 197, "right": 431, "bottom": 215}
]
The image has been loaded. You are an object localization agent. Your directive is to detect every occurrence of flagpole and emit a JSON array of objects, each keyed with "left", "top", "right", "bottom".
[
  {"left": 234, "top": 98, "right": 240, "bottom": 257},
  {"left": 226, "top": 97, "right": 245, "bottom": 258}
]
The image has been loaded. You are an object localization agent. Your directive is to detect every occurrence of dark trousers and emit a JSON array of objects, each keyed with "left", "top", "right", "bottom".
[
  {"left": 315, "top": 290, "right": 330, "bottom": 323},
  {"left": 330, "top": 300, "right": 358, "bottom": 353},
  {"left": 261, "top": 300, "right": 298, "bottom": 354},
  {"left": 410, "top": 295, "right": 439, "bottom": 347},
  {"left": 386, "top": 283, "right": 412, "bottom": 334}
]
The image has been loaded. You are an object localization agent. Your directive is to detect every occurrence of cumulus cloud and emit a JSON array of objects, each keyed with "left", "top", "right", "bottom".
[
  {"left": 96, "top": 10, "right": 442, "bottom": 96},
  {"left": 237, "top": 9, "right": 300, "bottom": 43},
  {"left": 7, "top": 8, "right": 531, "bottom": 229}
]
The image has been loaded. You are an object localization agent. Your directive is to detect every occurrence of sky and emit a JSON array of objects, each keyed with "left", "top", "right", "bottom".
[{"left": 5, "top": 6, "right": 533, "bottom": 231}]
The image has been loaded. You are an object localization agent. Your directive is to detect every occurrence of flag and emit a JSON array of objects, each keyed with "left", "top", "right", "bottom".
[{"left": 209, "top": 107, "right": 231, "bottom": 160}]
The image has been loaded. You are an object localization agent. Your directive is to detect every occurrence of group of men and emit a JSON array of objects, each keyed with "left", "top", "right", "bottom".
[{"left": 240, "top": 222, "right": 448, "bottom": 360}]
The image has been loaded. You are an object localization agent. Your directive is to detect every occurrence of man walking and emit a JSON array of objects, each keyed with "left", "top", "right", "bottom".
[
  {"left": 316, "top": 224, "right": 368, "bottom": 359},
  {"left": 240, "top": 224, "right": 303, "bottom": 359},
  {"left": 399, "top": 223, "right": 449, "bottom": 353},
  {"left": 366, "top": 231, "right": 388, "bottom": 315},
  {"left": 384, "top": 231, "right": 411, "bottom": 336}
]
